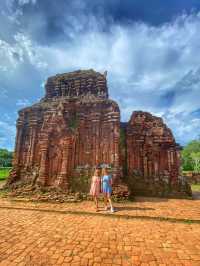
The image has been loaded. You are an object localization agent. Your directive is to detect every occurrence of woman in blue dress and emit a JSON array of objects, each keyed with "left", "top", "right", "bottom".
[{"left": 102, "top": 167, "right": 114, "bottom": 213}]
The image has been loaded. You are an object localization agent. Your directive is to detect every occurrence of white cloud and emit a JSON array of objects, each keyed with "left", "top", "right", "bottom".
[
  {"left": 0, "top": 89, "right": 8, "bottom": 98},
  {"left": 16, "top": 98, "right": 31, "bottom": 107},
  {"left": 163, "top": 111, "right": 200, "bottom": 145},
  {"left": 18, "top": 0, "right": 37, "bottom": 6},
  {"left": 0, "top": 121, "right": 16, "bottom": 150},
  {"left": 1, "top": 5, "right": 200, "bottom": 146},
  {"left": 0, "top": 34, "right": 48, "bottom": 73},
  {"left": 34, "top": 12, "right": 200, "bottom": 99}
]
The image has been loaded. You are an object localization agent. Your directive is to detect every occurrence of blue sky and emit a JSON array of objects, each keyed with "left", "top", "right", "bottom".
[{"left": 1, "top": 0, "right": 200, "bottom": 150}]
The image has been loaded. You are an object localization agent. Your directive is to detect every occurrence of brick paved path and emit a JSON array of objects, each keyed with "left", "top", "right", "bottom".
[
  {"left": 0, "top": 198, "right": 200, "bottom": 266},
  {"left": 1, "top": 196, "right": 200, "bottom": 220}
]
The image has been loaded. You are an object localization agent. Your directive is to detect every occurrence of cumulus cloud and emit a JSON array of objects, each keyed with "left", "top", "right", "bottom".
[
  {"left": 1, "top": 0, "right": 200, "bottom": 148},
  {"left": 163, "top": 111, "right": 200, "bottom": 145},
  {"left": 0, "top": 121, "right": 16, "bottom": 150},
  {"left": 16, "top": 98, "right": 31, "bottom": 107},
  {"left": 32, "top": 12, "right": 200, "bottom": 94},
  {"left": 0, "top": 89, "right": 8, "bottom": 98},
  {"left": 18, "top": 0, "right": 37, "bottom": 5},
  {"left": 0, "top": 33, "right": 47, "bottom": 72}
]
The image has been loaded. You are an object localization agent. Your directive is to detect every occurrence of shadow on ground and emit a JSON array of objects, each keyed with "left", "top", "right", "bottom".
[
  {"left": 115, "top": 206, "right": 155, "bottom": 211},
  {"left": 135, "top": 196, "right": 169, "bottom": 202},
  {"left": 192, "top": 191, "right": 200, "bottom": 200}
]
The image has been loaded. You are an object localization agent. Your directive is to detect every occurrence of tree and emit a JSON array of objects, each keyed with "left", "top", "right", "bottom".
[
  {"left": 0, "top": 149, "right": 13, "bottom": 167},
  {"left": 191, "top": 152, "right": 200, "bottom": 173},
  {"left": 181, "top": 140, "right": 200, "bottom": 171}
]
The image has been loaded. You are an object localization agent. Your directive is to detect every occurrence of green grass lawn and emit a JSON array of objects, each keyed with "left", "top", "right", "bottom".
[
  {"left": 191, "top": 184, "right": 200, "bottom": 192},
  {"left": 0, "top": 167, "right": 11, "bottom": 181}
]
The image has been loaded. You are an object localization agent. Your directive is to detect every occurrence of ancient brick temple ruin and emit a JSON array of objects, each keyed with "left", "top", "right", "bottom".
[
  {"left": 7, "top": 69, "right": 191, "bottom": 198},
  {"left": 126, "top": 112, "right": 191, "bottom": 196}
]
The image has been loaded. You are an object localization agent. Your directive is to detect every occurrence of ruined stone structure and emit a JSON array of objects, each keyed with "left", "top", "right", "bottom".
[
  {"left": 7, "top": 69, "right": 191, "bottom": 198},
  {"left": 7, "top": 70, "right": 126, "bottom": 196},
  {"left": 126, "top": 112, "right": 191, "bottom": 197}
]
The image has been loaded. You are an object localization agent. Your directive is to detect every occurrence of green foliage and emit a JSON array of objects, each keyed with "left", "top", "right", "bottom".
[
  {"left": 191, "top": 184, "right": 200, "bottom": 192},
  {"left": 0, "top": 167, "right": 11, "bottom": 180},
  {"left": 191, "top": 152, "right": 200, "bottom": 172},
  {"left": 70, "top": 175, "right": 91, "bottom": 193},
  {"left": 181, "top": 140, "right": 200, "bottom": 171},
  {"left": 0, "top": 149, "right": 13, "bottom": 167}
]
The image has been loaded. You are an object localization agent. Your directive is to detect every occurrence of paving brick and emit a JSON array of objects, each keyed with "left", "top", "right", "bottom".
[{"left": 0, "top": 198, "right": 199, "bottom": 266}]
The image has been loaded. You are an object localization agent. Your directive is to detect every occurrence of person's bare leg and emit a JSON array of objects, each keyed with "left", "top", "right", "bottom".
[
  {"left": 94, "top": 196, "right": 98, "bottom": 211},
  {"left": 104, "top": 196, "right": 108, "bottom": 210},
  {"left": 96, "top": 196, "right": 99, "bottom": 210},
  {"left": 108, "top": 196, "right": 114, "bottom": 212}
]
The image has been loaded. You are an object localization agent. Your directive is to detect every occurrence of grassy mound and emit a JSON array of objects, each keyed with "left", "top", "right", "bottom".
[{"left": 0, "top": 167, "right": 11, "bottom": 181}]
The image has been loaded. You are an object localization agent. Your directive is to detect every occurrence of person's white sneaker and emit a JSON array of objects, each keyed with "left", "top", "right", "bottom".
[{"left": 110, "top": 207, "right": 114, "bottom": 213}]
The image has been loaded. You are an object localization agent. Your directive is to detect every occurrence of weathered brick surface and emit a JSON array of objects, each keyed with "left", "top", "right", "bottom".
[
  {"left": 7, "top": 70, "right": 125, "bottom": 194},
  {"left": 45, "top": 69, "right": 109, "bottom": 99},
  {"left": 126, "top": 111, "right": 192, "bottom": 197},
  {"left": 6, "top": 69, "right": 191, "bottom": 198},
  {"left": 0, "top": 198, "right": 200, "bottom": 266}
]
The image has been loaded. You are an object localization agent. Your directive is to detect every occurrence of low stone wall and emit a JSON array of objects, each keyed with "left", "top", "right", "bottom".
[
  {"left": 183, "top": 172, "right": 200, "bottom": 184},
  {"left": 126, "top": 173, "right": 192, "bottom": 198}
]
